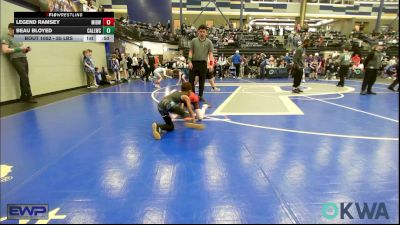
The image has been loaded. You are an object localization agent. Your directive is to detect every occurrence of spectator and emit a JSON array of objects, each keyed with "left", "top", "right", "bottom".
[
  {"left": 217, "top": 54, "right": 227, "bottom": 79},
  {"left": 268, "top": 55, "right": 276, "bottom": 68},
  {"left": 126, "top": 52, "right": 133, "bottom": 78},
  {"left": 283, "top": 53, "right": 292, "bottom": 65},
  {"left": 287, "top": 32, "right": 294, "bottom": 48},
  {"left": 141, "top": 47, "right": 150, "bottom": 82},
  {"left": 120, "top": 53, "right": 128, "bottom": 82},
  {"left": 278, "top": 60, "right": 286, "bottom": 68},
  {"left": 148, "top": 49, "right": 155, "bottom": 78},
  {"left": 1, "top": 23, "right": 37, "bottom": 103},
  {"left": 83, "top": 49, "right": 97, "bottom": 88},
  {"left": 232, "top": 50, "right": 242, "bottom": 78},
  {"left": 318, "top": 54, "right": 326, "bottom": 77},
  {"left": 154, "top": 55, "right": 160, "bottom": 68},
  {"left": 248, "top": 54, "right": 259, "bottom": 78},
  {"left": 100, "top": 67, "right": 112, "bottom": 85},
  {"left": 310, "top": 56, "right": 319, "bottom": 80},
  {"left": 318, "top": 35, "right": 324, "bottom": 47},
  {"left": 352, "top": 54, "right": 361, "bottom": 66},
  {"left": 94, "top": 67, "right": 102, "bottom": 85},
  {"left": 259, "top": 56, "right": 268, "bottom": 80},
  {"left": 131, "top": 53, "right": 139, "bottom": 78},
  {"left": 111, "top": 54, "right": 121, "bottom": 82},
  {"left": 114, "top": 48, "right": 122, "bottom": 63},
  {"left": 387, "top": 64, "right": 398, "bottom": 91},
  {"left": 240, "top": 55, "right": 247, "bottom": 77},
  {"left": 389, "top": 56, "right": 398, "bottom": 66},
  {"left": 325, "top": 54, "right": 336, "bottom": 80}
]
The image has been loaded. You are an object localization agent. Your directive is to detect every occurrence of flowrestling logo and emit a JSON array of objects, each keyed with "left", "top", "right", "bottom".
[{"left": 321, "top": 202, "right": 389, "bottom": 220}]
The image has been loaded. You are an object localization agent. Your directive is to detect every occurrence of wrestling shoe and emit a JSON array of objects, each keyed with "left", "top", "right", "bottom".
[{"left": 152, "top": 123, "right": 162, "bottom": 140}]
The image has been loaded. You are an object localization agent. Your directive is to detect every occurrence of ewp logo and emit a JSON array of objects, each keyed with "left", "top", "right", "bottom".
[
  {"left": 7, "top": 204, "right": 49, "bottom": 220},
  {"left": 322, "top": 202, "right": 389, "bottom": 220}
]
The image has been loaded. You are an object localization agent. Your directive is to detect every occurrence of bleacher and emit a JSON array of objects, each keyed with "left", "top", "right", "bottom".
[
  {"left": 115, "top": 19, "right": 398, "bottom": 60},
  {"left": 115, "top": 21, "right": 178, "bottom": 45},
  {"left": 181, "top": 44, "right": 398, "bottom": 61},
  {"left": 216, "top": 47, "right": 288, "bottom": 58},
  {"left": 181, "top": 46, "right": 288, "bottom": 61}
]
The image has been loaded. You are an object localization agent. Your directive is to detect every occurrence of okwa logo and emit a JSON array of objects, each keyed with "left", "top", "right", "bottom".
[
  {"left": 322, "top": 202, "right": 389, "bottom": 220},
  {"left": 1, "top": 165, "right": 14, "bottom": 183}
]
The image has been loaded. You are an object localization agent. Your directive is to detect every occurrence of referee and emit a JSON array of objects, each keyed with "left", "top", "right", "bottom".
[
  {"left": 361, "top": 42, "right": 384, "bottom": 95},
  {"left": 292, "top": 39, "right": 309, "bottom": 93},
  {"left": 188, "top": 24, "right": 214, "bottom": 103},
  {"left": 1, "top": 23, "right": 37, "bottom": 103}
]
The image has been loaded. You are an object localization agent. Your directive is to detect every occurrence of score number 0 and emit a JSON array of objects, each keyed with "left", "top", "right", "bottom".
[
  {"left": 103, "top": 18, "right": 115, "bottom": 26},
  {"left": 102, "top": 18, "right": 115, "bottom": 35}
]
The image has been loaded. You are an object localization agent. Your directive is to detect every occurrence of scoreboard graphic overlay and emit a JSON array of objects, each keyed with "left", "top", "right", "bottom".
[{"left": 14, "top": 12, "right": 115, "bottom": 42}]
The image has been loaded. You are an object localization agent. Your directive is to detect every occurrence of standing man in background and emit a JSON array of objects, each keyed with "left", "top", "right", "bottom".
[
  {"left": 232, "top": 50, "right": 242, "bottom": 79},
  {"left": 148, "top": 49, "right": 155, "bottom": 78},
  {"left": 141, "top": 47, "right": 150, "bottom": 82},
  {"left": 1, "top": 23, "right": 37, "bottom": 103},
  {"left": 188, "top": 24, "right": 214, "bottom": 103},
  {"left": 126, "top": 52, "right": 133, "bottom": 79},
  {"left": 259, "top": 55, "right": 268, "bottom": 80},
  {"left": 361, "top": 42, "right": 384, "bottom": 95},
  {"left": 387, "top": 63, "right": 398, "bottom": 92},
  {"left": 292, "top": 39, "right": 309, "bottom": 94}
]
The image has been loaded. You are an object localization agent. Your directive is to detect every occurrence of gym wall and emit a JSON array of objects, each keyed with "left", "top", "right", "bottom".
[
  {"left": 0, "top": 0, "right": 107, "bottom": 102},
  {"left": 111, "top": 39, "right": 179, "bottom": 63}
]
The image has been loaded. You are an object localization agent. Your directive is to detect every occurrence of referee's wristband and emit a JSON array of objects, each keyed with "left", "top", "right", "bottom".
[{"left": 14, "top": 47, "right": 22, "bottom": 53}]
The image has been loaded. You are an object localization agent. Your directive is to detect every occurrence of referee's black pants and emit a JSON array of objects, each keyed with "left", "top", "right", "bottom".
[
  {"left": 292, "top": 66, "right": 303, "bottom": 88},
  {"left": 337, "top": 65, "right": 349, "bottom": 86},
  {"left": 362, "top": 68, "right": 378, "bottom": 92},
  {"left": 189, "top": 61, "right": 207, "bottom": 98}
]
